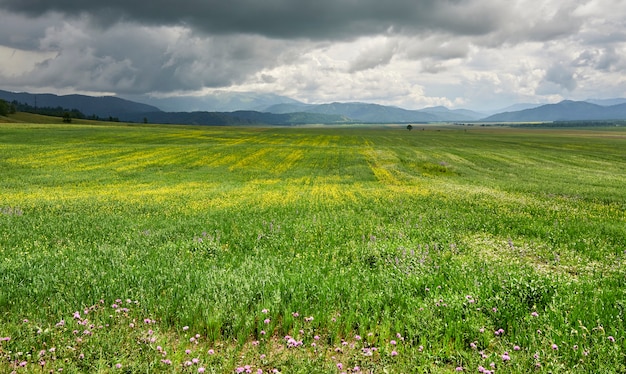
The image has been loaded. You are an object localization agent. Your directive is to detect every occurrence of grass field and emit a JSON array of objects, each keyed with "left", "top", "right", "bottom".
[{"left": 0, "top": 122, "right": 625, "bottom": 373}]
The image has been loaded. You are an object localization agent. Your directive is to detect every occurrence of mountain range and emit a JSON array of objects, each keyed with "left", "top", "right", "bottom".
[
  {"left": 482, "top": 100, "right": 626, "bottom": 122},
  {"left": 0, "top": 90, "right": 160, "bottom": 119},
  {"left": 2, "top": 89, "right": 626, "bottom": 125}
]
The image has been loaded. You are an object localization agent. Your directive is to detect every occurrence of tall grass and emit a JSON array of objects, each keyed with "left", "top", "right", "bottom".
[{"left": 0, "top": 123, "right": 624, "bottom": 372}]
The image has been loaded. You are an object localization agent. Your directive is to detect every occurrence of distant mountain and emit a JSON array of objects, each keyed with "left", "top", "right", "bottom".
[
  {"left": 265, "top": 102, "right": 483, "bottom": 122},
  {"left": 418, "top": 106, "right": 485, "bottom": 121},
  {"left": 123, "top": 111, "right": 352, "bottom": 126},
  {"left": 305, "top": 102, "right": 439, "bottom": 122},
  {"left": 6, "top": 89, "right": 626, "bottom": 124},
  {"left": 124, "top": 91, "right": 303, "bottom": 112},
  {"left": 487, "top": 103, "right": 543, "bottom": 115},
  {"left": 586, "top": 98, "right": 626, "bottom": 106},
  {"left": 482, "top": 100, "right": 626, "bottom": 122},
  {"left": 0, "top": 90, "right": 160, "bottom": 118},
  {"left": 264, "top": 102, "right": 316, "bottom": 114}
]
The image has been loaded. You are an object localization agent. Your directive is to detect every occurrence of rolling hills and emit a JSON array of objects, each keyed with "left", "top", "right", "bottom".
[
  {"left": 3, "top": 89, "right": 626, "bottom": 125},
  {"left": 482, "top": 100, "right": 626, "bottom": 122}
]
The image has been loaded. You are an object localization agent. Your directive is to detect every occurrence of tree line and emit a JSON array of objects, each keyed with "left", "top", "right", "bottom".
[
  {"left": 0, "top": 99, "right": 123, "bottom": 123},
  {"left": 0, "top": 98, "right": 84, "bottom": 119}
]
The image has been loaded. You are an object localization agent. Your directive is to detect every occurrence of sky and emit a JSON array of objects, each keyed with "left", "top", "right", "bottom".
[{"left": 0, "top": 0, "right": 625, "bottom": 111}]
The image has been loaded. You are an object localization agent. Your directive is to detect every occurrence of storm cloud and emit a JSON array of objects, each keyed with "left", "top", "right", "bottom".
[
  {"left": 1, "top": 0, "right": 625, "bottom": 110},
  {"left": 0, "top": 0, "right": 504, "bottom": 39}
]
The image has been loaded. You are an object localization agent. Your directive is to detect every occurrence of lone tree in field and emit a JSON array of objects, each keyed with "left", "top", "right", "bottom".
[
  {"left": 62, "top": 112, "right": 72, "bottom": 123},
  {"left": 407, "top": 124, "right": 413, "bottom": 131}
]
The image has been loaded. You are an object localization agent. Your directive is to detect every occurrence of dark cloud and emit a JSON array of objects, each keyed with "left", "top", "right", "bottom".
[
  {"left": 1, "top": 18, "right": 301, "bottom": 94},
  {"left": 0, "top": 12, "right": 63, "bottom": 50},
  {"left": 544, "top": 63, "right": 577, "bottom": 91},
  {"left": 574, "top": 47, "right": 623, "bottom": 72},
  {"left": 0, "top": 0, "right": 502, "bottom": 40}
]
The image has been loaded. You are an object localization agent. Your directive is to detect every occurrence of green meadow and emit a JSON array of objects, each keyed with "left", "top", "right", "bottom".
[{"left": 0, "top": 122, "right": 624, "bottom": 373}]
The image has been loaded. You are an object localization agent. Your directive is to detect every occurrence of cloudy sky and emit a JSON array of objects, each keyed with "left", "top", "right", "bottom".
[{"left": 0, "top": 0, "right": 625, "bottom": 111}]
